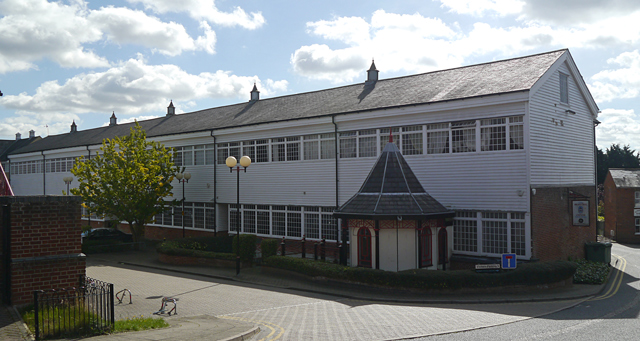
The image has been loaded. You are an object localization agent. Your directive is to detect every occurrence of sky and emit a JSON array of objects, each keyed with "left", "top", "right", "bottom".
[{"left": 0, "top": 0, "right": 639, "bottom": 152}]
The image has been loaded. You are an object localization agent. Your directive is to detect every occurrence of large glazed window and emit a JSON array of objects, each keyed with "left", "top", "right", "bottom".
[{"left": 454, "top": 211, "right": 528, "bottom": 257}]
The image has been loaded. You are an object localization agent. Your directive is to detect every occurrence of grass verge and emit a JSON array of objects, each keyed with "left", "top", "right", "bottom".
[{"left": 113, "top": 315, "right": 170, "bottom": 333}]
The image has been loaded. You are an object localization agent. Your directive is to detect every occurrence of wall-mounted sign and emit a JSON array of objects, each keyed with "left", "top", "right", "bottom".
[{"left": 572, "top": 200, "right": 589, "bottom": 226}]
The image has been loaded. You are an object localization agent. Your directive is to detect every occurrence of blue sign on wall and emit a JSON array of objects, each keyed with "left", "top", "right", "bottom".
[{"left": 502, "top": 254, "right": 517, "bottom": 269}]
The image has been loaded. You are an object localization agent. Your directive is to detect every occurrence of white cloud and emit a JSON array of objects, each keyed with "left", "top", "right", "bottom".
[
  {"left": 596, "top": 108, "right": 640, "bottom": 152},
  {"left": 0, "top": 0, "right": 107, "bottom": 72},
  {"left": 292, "top": 10, "right": 464, "bottom": 82},
  {"left": 437, "top": 0, "right": 524, "bottom": 16},
  {"left": 520, "top": 0, "right": 640, "bottom": 25},
  {"left": 88, "top": 6, "right": 216, "bottom": 56},
  {"left": 292, "top": 7, "right": 640, "bottom": 82},
  {"left": 0, "top": 0, "right": 222, "bottom": 73},
  {"left": 590, "top": 50, "right": 640, "bottom": 103},
  {"left": 0, "top": 56, "right": 288, "bottom": 136},
  {"left": 128, "top": 0, "right": 265, "bottom": 30}
]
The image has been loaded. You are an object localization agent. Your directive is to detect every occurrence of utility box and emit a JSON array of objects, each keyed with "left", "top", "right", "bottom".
[{"left": 585, "top": 242, "right": 612, "bottom": 264}]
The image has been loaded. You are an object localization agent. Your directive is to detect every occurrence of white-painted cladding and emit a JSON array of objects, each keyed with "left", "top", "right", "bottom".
[{"left": 529, "top": 62, "right": 595, "bottom": 185}]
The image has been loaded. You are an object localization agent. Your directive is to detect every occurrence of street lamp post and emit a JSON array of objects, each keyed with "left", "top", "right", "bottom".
[
  {"left": 226, "top": 155, "right": 251, "bottom": 276},
  {"left": 63, "top": 176, "right": 73, "bottom": 195},
  {"left": 176, "top": 171, "right": 191, "bottom": 238}
]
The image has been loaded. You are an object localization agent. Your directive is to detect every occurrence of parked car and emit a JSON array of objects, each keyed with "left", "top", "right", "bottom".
[{"left": 81, "top": 228, "right": 133, "bottom": 244}]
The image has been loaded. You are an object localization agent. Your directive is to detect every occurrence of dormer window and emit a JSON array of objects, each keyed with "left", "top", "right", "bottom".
[{"left": 560, "top": 73, "right": 569, "bottom": 104}]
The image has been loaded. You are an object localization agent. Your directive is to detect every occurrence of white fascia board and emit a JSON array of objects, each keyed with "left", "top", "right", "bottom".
[
  {"left": 7, "top": 151, "right": 43, "bottom": 160},
  {"left": 149, "top": 131, "right": 212, "bottom": 143},
  {"left": 564, "top": 53, "right": 600, "bottom": 118},
  {"left": 43, "top": 146, "right": 92, "bottom": 156},
  {"left": 529, "top": 51, "right": 599, "bottom": 119},
  {"left": 335, "top": 91, "right": 530, "bottom": 124},
  {"left": 213, "top": 116, "right": 334, "bottom": 137}
]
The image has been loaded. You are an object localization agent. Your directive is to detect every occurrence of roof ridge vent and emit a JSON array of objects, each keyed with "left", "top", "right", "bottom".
[
  {"left": 250, "top": 83, "right": 260, "bottom": 101},
  {"left": 70, "top": 120, "right": 77, "bottom": 133},
  {"left": 109, "top": 111, "right": 117, "bottom": 126},
  {"left": 15, "top": 132, "right": 21, "bottom": 140},
  {"left": 366, "top": 59, "right": 378, "bottom": 83},
  {"left": 29, "top": 130, "right": 35, "bottom": 138},
  {"left": 167, "top": 100, "right": 175, "bottom": 116}
]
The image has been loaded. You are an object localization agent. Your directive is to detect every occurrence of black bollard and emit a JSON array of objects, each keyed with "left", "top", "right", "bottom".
[
  {"left": 320, "top": 239, "right": 326, "bottom": 261},
  {"left": 301, "top": 236, "right": 306, "bottom": 259}
]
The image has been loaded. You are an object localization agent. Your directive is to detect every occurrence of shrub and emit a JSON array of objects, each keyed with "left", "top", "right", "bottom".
[
  {"left": 263, "top": 256, "right": 577, "bottom": 290},
  {"left": 261, "top": 239, "right": 279, "bottom": 259},
  {"left": 232, "top": 234, "right": 258, "bottom": 263},
  {"left": 156, "top": 239, "right": 236, "bottom": 261},
  {"left": 573, "top": 259, "right": 610, "bottom": 284}
]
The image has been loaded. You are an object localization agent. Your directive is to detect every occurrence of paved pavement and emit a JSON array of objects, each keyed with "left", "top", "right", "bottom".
[{"left": 0, "top": 249, "right": 607, "bottom": 341}]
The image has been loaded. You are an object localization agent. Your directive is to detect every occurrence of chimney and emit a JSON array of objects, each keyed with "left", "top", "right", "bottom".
[
  {"left": 15, "top": 132, "right": 21, "bottom": 140},
  {"left": 167, "top": 100, "right": 175, "bottom": 116},
  {"left": 109, "top": 111, "right": 117, "bottom": 126},
  {"left": 366, "top": 59, "right": 378, "bottom": 83},
  {"left": 250, "top": 83, "right": 260, "bottom": 101},
  {"left": 29, "top": 130, "right": 35, "bottom": 138},
  {"left": 70, "top": 120, "right": 77, "bottom": 133}
]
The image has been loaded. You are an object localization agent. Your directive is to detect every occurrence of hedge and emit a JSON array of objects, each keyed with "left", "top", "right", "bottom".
[
  {"left": 156, "top": 235, "right": 256, "bottom": 263},
  {"left": 261, "top": 239, "right": 279, "bottom": 259},
  {"left": 263, "top": 256, "right": 578, "bottom": 290}
]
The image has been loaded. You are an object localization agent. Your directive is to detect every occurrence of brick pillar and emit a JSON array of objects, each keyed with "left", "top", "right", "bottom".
[{"left": 0, "top": 196, "right": 86, "bottom": 306}]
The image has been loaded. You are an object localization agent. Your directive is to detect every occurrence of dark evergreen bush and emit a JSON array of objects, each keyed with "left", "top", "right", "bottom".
[{"left": 261, "top": 239, "right": 279, "bottom": 259}]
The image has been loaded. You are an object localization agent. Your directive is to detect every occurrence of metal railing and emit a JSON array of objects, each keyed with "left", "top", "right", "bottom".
[{"left": 33, "top": 276, "right": 114, "bottom": 340}]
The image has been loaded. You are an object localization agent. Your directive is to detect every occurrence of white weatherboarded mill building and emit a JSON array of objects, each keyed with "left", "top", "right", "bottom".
[{"left": 7, "top": 49, "right": 599, "bottom": 269}]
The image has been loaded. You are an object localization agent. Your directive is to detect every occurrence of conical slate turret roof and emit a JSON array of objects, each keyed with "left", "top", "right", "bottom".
[{"left": 334, "top": 141, "right": 454, "bottom": 220}]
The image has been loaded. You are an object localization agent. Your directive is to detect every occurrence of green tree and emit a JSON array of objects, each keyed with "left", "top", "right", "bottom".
[
  {"left": 597, "top": 143, "right": 640, "bottom": 184},
  {"left": 71, "top": 122, "right": 178, "bottom": 243}
]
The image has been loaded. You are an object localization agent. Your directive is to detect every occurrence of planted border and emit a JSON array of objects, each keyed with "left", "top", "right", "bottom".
[{"left": 263, "top": 256, "right": 578, "bottom": 291}]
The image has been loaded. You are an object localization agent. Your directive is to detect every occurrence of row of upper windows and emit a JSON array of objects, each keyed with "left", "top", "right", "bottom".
[
  {"left": 10, "top": 157, "right": 77, "bottom": 175},
  {"left": 217, "top": 116, "right": 525, "bottom": 164},
  {"left": 9, "top": 116, "right": 525, "bottom": 172}
]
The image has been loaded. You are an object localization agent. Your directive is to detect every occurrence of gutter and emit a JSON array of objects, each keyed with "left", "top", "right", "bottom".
[
  {"left": 332, "top": 116, "right": 339, "bottom": 242},
  {"left": 41, "top": 151, "right": 45, "bottom": 195},
  {"left": 210, "top": 130, "right": 217, "bottom": 236}
]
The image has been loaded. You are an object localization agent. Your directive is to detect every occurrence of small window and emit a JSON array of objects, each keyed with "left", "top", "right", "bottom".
[
  {"left": 636, "top": 191, "right": 640, "bottom": 208},
  {"left": 636, "top": 217, "right": 640, "bottom": 234},
  {"left": 560, "top": 73, "right": 569, "bottom": 104}
]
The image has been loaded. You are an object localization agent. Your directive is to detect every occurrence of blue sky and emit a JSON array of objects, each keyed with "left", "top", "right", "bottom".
[{"left": 0, "top": 0, "right": 639, "bottom": 152}]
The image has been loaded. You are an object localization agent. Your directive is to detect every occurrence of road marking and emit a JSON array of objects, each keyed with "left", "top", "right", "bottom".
[
  {"left": 218, "top": 315, "right": 285, "bottom": 341},
  {"left": 589, "top": 254, "right": 626, "bottom": 301}
]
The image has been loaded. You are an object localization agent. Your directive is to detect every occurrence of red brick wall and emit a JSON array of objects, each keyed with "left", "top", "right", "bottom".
[
  {"left": 604, "top": 173, "right": 618, "bottom": 240},
  {"left": 1, "top": 196, "right": 86, "bottom": 306},
  {"left": 604, "top": 179, "right": 640, "bottom": 243},
  {"left": 531, "top": 186, "right": 596, "bottom": 261}
]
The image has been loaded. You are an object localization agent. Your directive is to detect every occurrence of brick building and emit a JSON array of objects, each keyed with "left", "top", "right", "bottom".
[{"left": 604, "top": 169, "right": 640, "bottom": 243}]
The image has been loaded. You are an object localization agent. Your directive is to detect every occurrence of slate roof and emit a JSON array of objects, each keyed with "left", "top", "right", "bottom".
[
  {"left": 334, "top": 141, "right": 454, "bottom": 220},
  {"left": 11, "top": 49, "right": 567, "bottom": 156},
  {"left": 0, "top": 137, "right": 41, "bottom": 161},
  {"left": 609, "top": 169, "right": 640, "bottom": 188}
]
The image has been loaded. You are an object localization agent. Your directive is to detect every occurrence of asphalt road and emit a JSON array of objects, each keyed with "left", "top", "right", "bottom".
[
  {"left": 421, "top": 243, "right": 640, "bottom": 341},
  {"left": 86, "top": 250, "right": 613, "bottom": 340}
]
